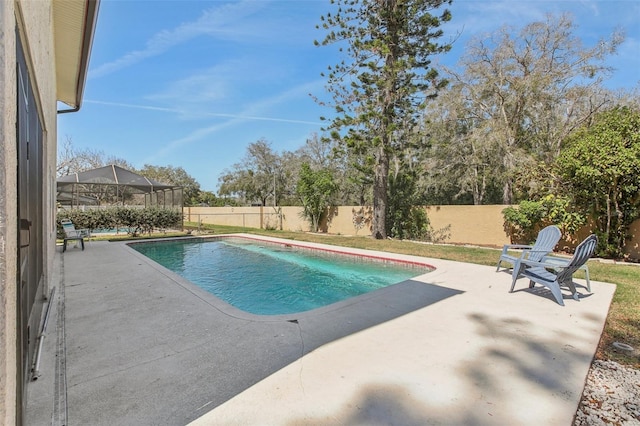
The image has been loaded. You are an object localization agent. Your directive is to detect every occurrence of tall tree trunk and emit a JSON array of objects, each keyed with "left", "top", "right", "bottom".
[
  {"left": 502, "top": 179, "right": 513, "bottom": 205},
  {"left": 372, "top": 144, "right": 390, "bottom": 239},
  {"left": 472, "top": 166, "right": 486, "bottom": 205},
  {"left": 606, "top": 192, "right": 611, "bottom": 242},
  {"left": 613, "top": 184, "right": 623, "bottom": 251}
]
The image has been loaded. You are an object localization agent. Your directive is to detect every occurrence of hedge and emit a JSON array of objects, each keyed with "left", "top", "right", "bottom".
[{"left": 57, "top": 207, "right": 183, "bottom": 237}]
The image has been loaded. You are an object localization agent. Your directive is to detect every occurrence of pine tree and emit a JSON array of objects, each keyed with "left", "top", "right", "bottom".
[{"left": 316, "top": 0, "right": 452, "bottom": 238}]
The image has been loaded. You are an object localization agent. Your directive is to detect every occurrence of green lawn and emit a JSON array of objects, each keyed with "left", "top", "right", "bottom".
[{"left": 178, "top": 223, "right": 640, "bottom": 367}]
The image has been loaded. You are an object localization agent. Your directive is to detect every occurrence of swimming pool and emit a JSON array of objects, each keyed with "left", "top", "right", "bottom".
[
  {"left": 91, "top": 227, "right": 132, "bottom": 234},
  {"left": 130, "top": 236, "right": 434, "bottom": 315}
]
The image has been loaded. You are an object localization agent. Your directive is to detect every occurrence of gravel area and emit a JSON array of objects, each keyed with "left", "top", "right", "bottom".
[{"left": 574, "top": 360, "right": 640, "bottom": 425}]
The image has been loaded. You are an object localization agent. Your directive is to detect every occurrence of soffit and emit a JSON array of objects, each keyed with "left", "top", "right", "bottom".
[{"left": 53, "top": 0, "right": 99, "bottom": 109}]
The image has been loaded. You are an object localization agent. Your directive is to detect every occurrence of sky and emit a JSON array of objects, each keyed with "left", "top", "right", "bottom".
[{"left": 58, "top": 0, "right": 640, "bottom": 192}]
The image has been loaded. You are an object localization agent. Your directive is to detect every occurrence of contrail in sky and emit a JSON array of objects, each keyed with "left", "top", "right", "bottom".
[{"left": 84, "top": 100, "right": 322, "bottom": 126}]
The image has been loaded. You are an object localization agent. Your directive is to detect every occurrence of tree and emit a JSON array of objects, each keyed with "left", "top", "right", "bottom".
[
  {"left": 295, "top": 132, "right": 333, "bottom": 169},
  {"left": 296, "top": 133, "right": 372, "bottom": 206},
  {"left": 195, "top": 190, "right": 229, "bottom": 207},
  {"left": 317, "top": 0, "right": 453, "bottom": 238},
  {"left": 57, "top": 136, "right": 138, "bottom": 205},
  {"left": 57, "top": 136, "right": 136, "bottom": 177},
  {"left": 57, "top": 137, "right": 101, "bottom": 177},
  {"left": 421, "top": 84, "right": 504, "bottom": 205},
  {"left": 556, "top": 106, "right": 640, "bottom": 258},
  {"left": 296, "top": 163, "right": 338, "bottom": 232},
  {"left": 218, "top": 139, "right": 283, "bottom": 206},
  {"left": 387, "top": 168, "right": 430, "bottom": 239},
  {"left": 431, "top": 14, "right": 623, "bottom": 204},
  {"left": 139, "top": 164, "right": 201, "bottom": 206},
  {"left": 334, "top": 144, "right": 374, "bottom": 206}
]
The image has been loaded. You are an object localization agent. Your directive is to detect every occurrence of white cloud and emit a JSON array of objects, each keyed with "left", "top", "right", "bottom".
[
  {"left": 145, "top": 56, "right": 284, "bottom": 109},
  {"left": 147, "top": 66, "right": 232, "bottom": 106},
  {"left": 138, "top": 78, "right": 325, "bottom": 163},
  {"left": 446, "top": 1, "right": 546, "bottom": 38},
  {"left": 89, "top": 0, "right": 271, "bottom": 79},
  {"left": 144, "top": 48, "right": 319, "bottom": 120}
]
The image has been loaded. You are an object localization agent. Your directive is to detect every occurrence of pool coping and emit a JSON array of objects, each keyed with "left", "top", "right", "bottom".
[
  {"left": 124, "top": 233, "right": 440, "bottom": 321},
  {"left": 126, "top": 233, "right": 439, "bottom": 268},
  {"left": 26, "top": 235, "right": 617, "bottom": 425}
]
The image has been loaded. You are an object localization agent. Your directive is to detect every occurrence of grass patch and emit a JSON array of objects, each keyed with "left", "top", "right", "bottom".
[
  {"left": 186, "top": 222, "right": 640, "bottom": 368},
  {"left": 587, "top": 262, "right": 640, "bottom": 366}
]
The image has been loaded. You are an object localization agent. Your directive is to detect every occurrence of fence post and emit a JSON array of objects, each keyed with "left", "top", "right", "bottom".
[{"left": 260, "top": 205, "right": 264, "bottom": 229}]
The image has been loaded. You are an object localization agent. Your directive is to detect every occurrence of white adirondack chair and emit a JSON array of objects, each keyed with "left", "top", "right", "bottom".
[
  {"left": 496, "top": 225, "right": 562, "bottom": 272},
  {"left": 510, "top": 234, "right": 598, "bottom": 306}
]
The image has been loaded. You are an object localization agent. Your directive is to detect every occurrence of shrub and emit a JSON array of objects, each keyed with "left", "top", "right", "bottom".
[
  {"left": 58, "top": 207, "right": 183, "bottom": 237},
  {"left": 556, "top": 107, "right": 640, "bottom": 258},
  {"left": 502, "top": 195, "right": 586, "bottom": 245},
  {"left": 297, "top": 163, "right": 338, "bottom": 232}
]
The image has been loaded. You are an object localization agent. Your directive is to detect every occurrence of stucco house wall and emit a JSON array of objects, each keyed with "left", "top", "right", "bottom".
[
  {"left": 1, "top": 1, "right": 63, "bottom": 423},
  {"left": 0, "top": 2, "right": 19, "bottom": 422}
]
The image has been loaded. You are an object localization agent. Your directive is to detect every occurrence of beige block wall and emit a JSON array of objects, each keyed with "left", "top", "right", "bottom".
[
  {"left": 184, "top": 205, "right": 511, "bottom": 246},
  {"left": 324, "top": 206, "right": 374, "bottom": 236},
  {"left": 0, "top": 1, "right": 58, "bottom": 423},
  {"left": 278, "top": 206, "right": 308, "bottom": 232},
  {"left": 185, "top": 205, "right": 640, "bottom": 259},
  {"left": 185, "top": 206, "right": 264, "bottom": 228},
  {"left": 425, "top": 205, "right": 511, "bottom": 247},
  {"left": 625, "top": 219, "right": 640, "bottom": 260}
]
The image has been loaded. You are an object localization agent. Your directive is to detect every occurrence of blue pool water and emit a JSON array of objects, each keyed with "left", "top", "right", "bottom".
[{"left": 131, "top": 238, "right": 432, "bottom": 315}]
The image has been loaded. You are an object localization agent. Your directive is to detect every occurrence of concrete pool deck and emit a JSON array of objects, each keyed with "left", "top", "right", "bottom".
[{"left": 26, "top": 234, "right": 616, "bottom": 425}]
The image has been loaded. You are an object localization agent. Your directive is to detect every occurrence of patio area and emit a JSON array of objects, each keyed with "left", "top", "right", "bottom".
[{"left": 26, "top": 235, "right": 615, "bottom": 425}]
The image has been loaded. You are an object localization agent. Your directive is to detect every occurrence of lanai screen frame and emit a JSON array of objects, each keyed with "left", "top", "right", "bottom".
[{"left": 56, "top": 164, "right": 183, "bottom": 210}]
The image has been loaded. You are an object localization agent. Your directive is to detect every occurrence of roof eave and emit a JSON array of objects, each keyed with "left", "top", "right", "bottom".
[{"left": 54, "top": 0, "right": 100, "bottom": 113}]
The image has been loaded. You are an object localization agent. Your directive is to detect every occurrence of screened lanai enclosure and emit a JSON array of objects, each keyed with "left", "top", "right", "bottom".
[{"left": 57, "top": 165, "right": 183, "bottom": 210}]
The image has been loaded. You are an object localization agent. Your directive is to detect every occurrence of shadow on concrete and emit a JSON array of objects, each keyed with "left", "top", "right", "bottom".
[
  {"left": 28, "top": 242, "right": 461, "bottom": 426},
  {"left": 294, "top": 280, "right": 462, "bottom": 355},
  {"left": 293, "top": 383, "right": 453, "bottom": 426},
  {"left": 289, "top": 310, "right": 598, "bottom": 426}
]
